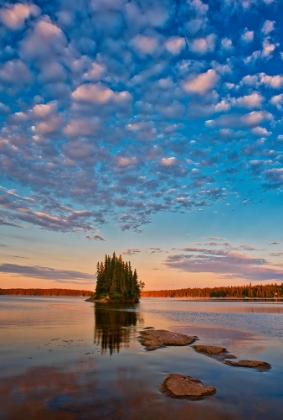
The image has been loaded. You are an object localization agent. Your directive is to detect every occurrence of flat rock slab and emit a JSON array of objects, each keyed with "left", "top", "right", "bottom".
[
  {"left": 224, "top": 359, "right": 271, "bottom": 371},
  {"left": 160, "top": 373, "right": 216, "bottom": 400},
  {"left": 192, "top": 345, "right": 236, "bottom": 361},
  {"left": 139, "top": 329, "right": 198, "bottom": 350}
]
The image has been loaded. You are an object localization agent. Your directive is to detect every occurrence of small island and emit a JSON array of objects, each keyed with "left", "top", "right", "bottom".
[{"left": 87, "top": 252, "right": 144, "bottom": 303}]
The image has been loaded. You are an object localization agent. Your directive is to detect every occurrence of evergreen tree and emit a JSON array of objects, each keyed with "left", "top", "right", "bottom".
[{"left": 93, "top": 253, "right": 143, "bottom": 302}]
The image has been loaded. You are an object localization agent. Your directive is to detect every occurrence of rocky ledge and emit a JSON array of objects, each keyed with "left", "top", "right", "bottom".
[
  {"left": 192, "top": 344, "right": 236, "bottom": 361},
  {"left": 224, "top": 359, "right": 271, "bottom": 371},
  {"left": 160, "top": 373, "right": 216, "bottom": 400},
  {"left": 139, "top": 329, "right": 198, "bottom": 350},
  {"left": 85, "top": 296, "right": 138, "bottom": 303}
]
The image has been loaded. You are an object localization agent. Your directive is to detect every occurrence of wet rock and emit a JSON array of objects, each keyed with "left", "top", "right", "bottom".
[
  {"left": 139, "top": 329, "right": 197, "bottom": 350},
  {"left": 160, "top": 373, "right": 216, "bottom": 400},
  {"left": 192, "top": 345, "right": 236, "bottom": 361},
  {"left": 224, "top": 359, "right": 271, "bottom": 371}
]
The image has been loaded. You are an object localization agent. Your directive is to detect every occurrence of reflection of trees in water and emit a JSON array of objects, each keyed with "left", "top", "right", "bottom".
[{"left": 94, "top": 304, "right": 143, "bottom": 355}]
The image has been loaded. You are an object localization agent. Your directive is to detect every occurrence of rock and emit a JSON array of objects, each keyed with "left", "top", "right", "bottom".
[
  {"left": 192, "top": 344, "right": 236, "bottom": 361},
  {"left": 139, "top": 329, "right": 198, "bottom": 350},
  {"left": 224, "top": 359, "right": 271, "bottom": 371},
  {"left": 160, "top": 373, "right": 216, "bottom": 400}
]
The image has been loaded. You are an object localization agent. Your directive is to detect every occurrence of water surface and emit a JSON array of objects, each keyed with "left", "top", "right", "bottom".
[{"left": 1, "top": 296, "right": 283, "bottom": 419}]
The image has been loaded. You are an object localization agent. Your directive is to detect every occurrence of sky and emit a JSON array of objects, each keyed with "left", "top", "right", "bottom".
[{"left": 0, "top": 0, "right": 283, "bottom": 291}]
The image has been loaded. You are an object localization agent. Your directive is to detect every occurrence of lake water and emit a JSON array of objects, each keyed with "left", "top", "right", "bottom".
[{"left": 1, "top": 296, "right": 283, "bottom": 420}]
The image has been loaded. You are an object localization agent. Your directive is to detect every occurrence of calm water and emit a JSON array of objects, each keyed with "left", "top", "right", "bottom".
[{"left": 1, "top": 296, "right": 283, "bottom": 420}]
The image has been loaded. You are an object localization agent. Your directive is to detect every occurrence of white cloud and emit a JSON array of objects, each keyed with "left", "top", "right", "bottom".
[
  {"left": 206, "top": 111, "right": 273, "bottom": 128},
  {"left": 270, "top": 94, "right": 283, "bottom": 109},
  {"left": 38, "top": 62, "right": 67, "bottom": 83},
  {"left": 234, "top": 93, "right": 263, "bottom": 109},
  {"left": 221, "top": 37, "right": 233, "bottom": 50},
  {"left": 83, "top": 62, "right": 106, "bottom": 81},
  {"left": 260, "top": 73, "right": 283, "bottom": 88},
  {"left": 165, "top": 36, "right": 186, "bottom": 55},
  {"left": 240, "top": 74, "right": 259, "bottom": 87},
  {"left": 183, "top": 69, "right": 219, "bottom": 94},
  {"left": 215, "top": 100, "right": 231, "bottom": 112},
  {"left": 64, "top": 118, "right": 100, "bottom": 137},
  {"left": 251, "top": 126, "right": 271, "bottom": 136},
  {"left": 32, "top": 102, "right": 57, "bottom": 119},
  {"left": 188, "top": 34, "right": 216, "bottom": 55},
  {"left": 160, "top": 157, "right": 177, "bottom": 166},
  {"left": 262, "top": 39, "right": 276, "bottom": 58},
  {"left": 72, "top": 83, "right": 131, "bottom": 104},
  {"left": 0, "top": 59, "right": 32, "bottom": 84},
  {"left": 31, "top": 114, "right": 63, "bottom": 135},
  {"left": 241, "top": 28, "right": 254, "bottom": 43},
  {"left": 115, "top": 156, "right": 139, "bottom": 167},
  {"left": 241, "top": 111, "right": 273, "bottom": 126},
  {"left": 130, "top": 34, "right": 159, "bottom": 55},
  {"left": 0, "top": 3, "right": 40, "bottom": 30},
  {"left": 20, "top": 17, "right": 67, "bottom": 59},
  {"left": 261, "top": 20, "right": 275, "bottom": 35}
]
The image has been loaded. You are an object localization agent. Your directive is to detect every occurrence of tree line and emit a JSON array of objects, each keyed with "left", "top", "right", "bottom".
[
  {"left": 141, "top": 283, "right": 283, "bottom": 298},
  {"left": 94, "top": 252, "right": 144, "bottom": 302},
  {"left": 0, "top": 288, "right": 93, "bottom": 296}
]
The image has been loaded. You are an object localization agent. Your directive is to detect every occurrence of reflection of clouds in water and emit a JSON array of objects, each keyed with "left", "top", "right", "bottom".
[
  {"left": 0, "top": 364, "right": 250, "bottom": 420},
  {"left": 94, "top": 304, "right": 143, "bottom": 355}
]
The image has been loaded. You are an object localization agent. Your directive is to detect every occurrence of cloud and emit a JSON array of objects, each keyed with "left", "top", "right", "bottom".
[
  {"left": 270, "top": 94, "right": 283, "bottom": 109},
  {"left": 164, "top": 246, "right": 283, "bottom": 281},
  {"left": 260, "top": 73, "right": 283, "bottom": 89},
  {"left": 0, "top": 263, "right": 94, "bottom": 282},
  {"left": 188, "top": 34, "right": 216, "bottom": 55},
  {"left": 20, "top": 16, "right": 67, "bottom": 60},
  {"left": 183, "top": 69, "right": 219, "bottom": 94},
  {"left": 0, "top": 3, "right": 40, "bottom": 30},
  {"left": 165, "top": 36, "right": 186, "bottom": 55},
  {"left": 251, "top": 126, "right": 271, "bottom": 136},
  {"left": 261, "top": 20, "right": 275, "bottom": 35},
  {"left": 234, "top": 93, "right": 263, "bottom": 109},
  {"left": 206, "top": 110, "right": 273, "bottom": 129},
  {"left": 130, "top": 34, "right": 159, "bottom": 56},
  {"left": 83, "top": 62, "right": 106, "bottom": 81},
  {"left": 0, "top": 0, "right": 283, "bottom": 238},
  {"left": 0, "top": 59, "right": 33, "bottom": 85},
  {"left": 115, "top": 155, "right": 139, "bottom": 168},
  {"left": 148, "top": 247, "right": 163, "bottom": 254},
  {"left": 122, "top": 248, "right": 141, "bottom": 255},
  {"left": 160, "top": 157, "right": 177, "bottom": 166},
  {"left": 241, "top": 28, "right": 254, "bottom": 43},
  {"left": 72, "top": 83, "right": 131, "bottom": 104},
  {"left": 85, "top": 230, "right": 105, "bottom": 241}
]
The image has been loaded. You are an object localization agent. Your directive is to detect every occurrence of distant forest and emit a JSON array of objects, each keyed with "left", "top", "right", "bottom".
[
  {"left": 0, "top": 288, "right": 93, "bottom": 296},
  {"left": 141, "top": 283, "right": 283, "bottom": 298}
]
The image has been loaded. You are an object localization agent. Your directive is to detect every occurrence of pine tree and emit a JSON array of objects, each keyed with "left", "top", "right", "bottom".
[{"left": 93, "top": 253, "right": 142, "bottom": 302}]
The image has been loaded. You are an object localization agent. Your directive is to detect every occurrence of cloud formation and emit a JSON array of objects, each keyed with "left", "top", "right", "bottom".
[
  {"left": 165, "top": 241, "right": 283, "bottom": 281},
  {"left": 0, "top": 263, "right": 94, "bottom": 283},
  {"left": 0, "top": 0, "right": 282, "bottom": 238}
]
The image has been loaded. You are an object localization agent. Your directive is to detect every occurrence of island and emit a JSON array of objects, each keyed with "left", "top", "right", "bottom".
[{"left": 87, "top": 252, "right": 144, "bottom": 303}]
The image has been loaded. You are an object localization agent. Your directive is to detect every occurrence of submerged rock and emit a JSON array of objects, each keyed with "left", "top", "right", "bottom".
[
  {"left": 160, "top": 373, "right": 216, "bottom": 400},
  {"left": 139, "top": 329, "right": 198, "bottom": 350},
  {"left": 224, "top": 359, "right": 271, "bottom": 371},
  {"left": 192, "top": 344, "right": 236, "bottom": 361}
]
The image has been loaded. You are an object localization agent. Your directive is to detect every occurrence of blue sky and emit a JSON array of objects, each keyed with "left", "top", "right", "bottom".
[{"left": 0, "top": 0, "right": 283, "bottom": 290}]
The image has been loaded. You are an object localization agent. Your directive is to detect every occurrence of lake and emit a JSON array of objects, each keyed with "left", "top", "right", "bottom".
[{"left": 1, "top": 296, "right": 283, "bottom": 420}]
